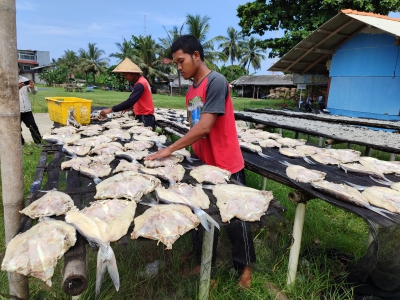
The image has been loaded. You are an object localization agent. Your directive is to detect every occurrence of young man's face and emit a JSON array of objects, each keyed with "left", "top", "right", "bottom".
[{"left": 172, "top": 49, "right": 200, "bottom": 80}]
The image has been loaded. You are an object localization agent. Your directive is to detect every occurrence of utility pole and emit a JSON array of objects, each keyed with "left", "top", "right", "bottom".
[{"left": 0, "top": 0, "right": 29, "bottom": 298}]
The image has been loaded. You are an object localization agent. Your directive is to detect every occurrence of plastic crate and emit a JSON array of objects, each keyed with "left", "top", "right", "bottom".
[{"left": 46, "top": 97, "right": 92, "bottom": 125}]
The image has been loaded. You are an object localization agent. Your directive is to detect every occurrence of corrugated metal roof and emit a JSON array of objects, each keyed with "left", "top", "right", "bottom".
[
  {"left": 269, "top": 10, "right": 400, "bottom": 75},
  {"left": 231, "top": 74, "right": 294, "bottom": 86}
]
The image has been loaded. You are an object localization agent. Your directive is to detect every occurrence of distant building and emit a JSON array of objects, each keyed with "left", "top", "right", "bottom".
[
  {"left": 230, "top": 75, "right": 295, "bottom": 98},
  {"left": 18, "top": 49, "right": 51, "bottom": 83}
]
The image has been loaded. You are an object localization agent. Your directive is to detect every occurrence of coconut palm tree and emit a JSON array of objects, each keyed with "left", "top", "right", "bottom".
[
  {"left": 129, "top": 35, "right": 168, "bottom": 85},
  {"left": 58, "top": 50, "right": 79, "bottom": 81},
  {"left": 215, "top": 27, "right": 245, "bottom": 65},
  {"left": 159, "top": 24, "right": 185, "bottom": 92},
  {"left": 109, "top": 37, "right": 135, "bottom": 62},
  {"left": 240, "top": 37, "right": 266, "bottom": 73},
  {"left": 77, "top": 42, "right": 109, "bottom": 83}
]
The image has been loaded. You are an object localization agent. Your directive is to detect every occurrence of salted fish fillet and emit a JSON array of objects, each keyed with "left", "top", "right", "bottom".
[
  {"left": 310, "top": 152, "right": 340, "bottom": 165},
  {"left": 362, "top": 186, "right": 400, "bottom": 214},
  {"left": 325, "top": 149, "right": 361, "bottom": 163},
  {"left": 208, "top": 184, "right": 273, "bottom": 222},
  {"left": 258, "top": 139, "right": 282, "bottom": 148},
  {"left": 359, "top": 157, "right": 400, "bottom": 175},
  {"left": 103, "top": 128, "right": 131, "bottom": 141},
  {"left": 276, "top": 137, "right": 306, "bottom": 147},
  {"left": 62, "top": 145, "right": 92, "bottom": 157},
  {"left": 190, "top": 165, "right": 231, "bottom": 184},
  {"left": 20, "top": 190, "right": 75, "bottom": 218},
  {"left": 79, "top": 129, "right": 101, "bottom": 137},
  {"left": 65, "top": 200, "right": 137, "bottom": 244},
  {"left": 131, "top": 204, "right": 200, "bottom": 250},
  {"left": 140, "top": 164, "right": 185, "bottom": 186},
  {"left": 127, "top": 126, "right": 154, "bottom": 135},
  {"left": 73, "top": 135, "right": 112, "bottom": 147},
  {"left": 113, "top": 160, "right": 141, "bottom": 174},
  {"left": 239, "top": 135, "right": 264, "bottom": 143},
  {"left": 285, "top": 164, "right": 326, "bottom": 183},
  {"left": 115, "top": 149, "right": 149, "bottom": 162},
  {"left": 1, "top": 218, "right": 76, "bottom": 287},
  {"left": 123, "top": 140, "right": 154, "bottom": 152},
  {"left": 279, "top": 147, "right": 307, "bottom": 158},
  {"left": 143, "top": 154, "right": 184, "bottom": 168},
  {"left": 94, "top": 172, "right": 161, "bottom": 201},
  {"left": 294, "top": 145, "right": 324, "bottom": 156},
  {"left": 90, "top": 142, "right": 124, "bottom": 156},
  {"left": 51, "top": 126, "right": 78, "bottom": 135},
  {"left": 66, "top": 200, "right": 136, "bottom": 299},
  {"left": 133, "top": 134, "right": 167, "bottom": 144},
  {"left": 61, "top": 157, "right": 92, "bottom": 170},
  {"left": 311, "top": 180, "right": 371, "bottom": 206},
  {"left": 90, "top": 155, "right": 115, "bottom": 165},
  {"left": 155, "top": 183, "right": 210, "bottom": 209},
  {"left": 339, "top": 162, "right": 386, "bottom": 179},
  {"left": 79, "top": 162, "right": 112, "bottom": 184}
]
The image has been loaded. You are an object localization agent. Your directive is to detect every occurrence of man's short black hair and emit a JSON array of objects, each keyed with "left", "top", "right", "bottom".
[{"left": 170, "top": 34, "right": 204, "bottom": 61}]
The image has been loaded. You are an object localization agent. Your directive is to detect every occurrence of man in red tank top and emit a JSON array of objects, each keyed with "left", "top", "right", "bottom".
[
  {"left": 100, "top": 58, "right": 155, "bottom": 129},
  {"left": 145, "top": 35, "right": 255, "bottom": 288}
]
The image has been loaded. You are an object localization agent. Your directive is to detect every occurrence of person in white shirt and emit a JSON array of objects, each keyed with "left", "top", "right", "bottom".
[{"left": 18, "top": 64, "right": 41, "bottom": 145}]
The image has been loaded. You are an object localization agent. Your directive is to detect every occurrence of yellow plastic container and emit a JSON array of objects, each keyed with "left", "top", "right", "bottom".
[{"left": 46, "top": 97, "right": 92, "bottom": 125}]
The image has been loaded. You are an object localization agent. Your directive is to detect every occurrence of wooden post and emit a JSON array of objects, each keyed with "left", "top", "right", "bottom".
[
  {"left": 390, "top": 153, "right": 395, "bottom": 161},
  {"left": 365, "top": 147, "right": 372, "bottom": 157},
  {"left": 261, "top": 177, "right": 267, "bottom": 190},
  {"left": 0, "top": 0, "right": 29, "bottom": 299},
  {"left": 287, "top": 203, "right": 306, "bottom": 286},
  {"left": 318, "top": 137, "right": 323, "bottom": 147},
  {"left": 198, "top": 223, "right": 215, "bottom": 300}
]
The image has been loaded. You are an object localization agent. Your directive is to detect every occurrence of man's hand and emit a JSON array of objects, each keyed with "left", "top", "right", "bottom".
[
  {"left": 18, "top": 82, "right": 25, "bottom": 89},
  {"left": 28, "top": 81, "right": 34, "bottom": 88},
  {"left": 145, "top": 146, "right": 173, "bottom": 161},
  {"left": 100, "top": 107, "right": 113, "bottom": 117}
]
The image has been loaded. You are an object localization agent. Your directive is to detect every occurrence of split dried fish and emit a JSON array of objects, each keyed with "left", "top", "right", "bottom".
[
  {"left": 276, "top": 137, "right": 306, "bottom": 147},
  {"left": 1, "top": 218, "right": 76, "bottom": 287},
  {"left": 204, "top": 184, "right": 273, "bottom": 222},
  {"left": 143, "top": 154, "right": 184, "bottom": 168},
  {"left": 113, "top": 160, "right": 142, "bottom": 174},
  {"left": 280, "top": 161, "right": 326, "bottom": 183},
  {"left": 115, "top": 149, "right": 149, "bottom": 162},
  {"left": 66, "top": 200, "right": 136, "bottom": 299},
  {"left": 154, "top": 183, "right": 209, "bottom": 209},
  {"left": 258, "top": 139, "right": 282, "bottom": 148},
  {"left": 124, "top": 140, "right": 154, "bottom": 152},
  {"left": 131, "top": 204, "right": 199, "bottom": 249},
  {"left": 90, "top": 142, "right": 124, "bottom": 156},
  {"left": 94, "top": 172, "right": 161, "bottom": 202},
  {"left": 20, "top": 190, "right": 75, "bottom": 218},
  {"left": 189, "top": 165, "right": 231, "bottom": 184},
  {"left": 140, "top": 164, "right": 185, "bottom": 186}
]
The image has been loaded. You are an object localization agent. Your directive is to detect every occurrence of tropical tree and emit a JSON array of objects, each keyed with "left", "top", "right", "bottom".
[
  {"left": 77, "top": 42, "right": 109, "bottom": 83},
  {"left": 159, "top": 25, "right": 185, "bottom": 92},
  {"left": 109, "top": 37, "right": 135, "bottom": 63},
  {"left": 58, "top": 50, "right": 79, "bottom": 81},
  {"left": 239, "top": 37, "right": 266, "bottom": 73},
  {"left": 219, "top": 65, "right": 248, "bottom": 83},
  {"left": 185, "top": 14, "right": 227, "bottom": 71},
  {"left": 237, "top": 0, "right": 400, "bottom": 58},
  {"left": 215, "top": 27, "right": 245, "bottom": 65},
  {"left": 129, "top": 35, "right": 169, "bottom": 85}
]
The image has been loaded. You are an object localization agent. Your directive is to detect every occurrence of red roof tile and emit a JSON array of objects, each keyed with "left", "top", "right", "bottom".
[{"left": 341, "top": 9, "right": 400, "bottom": 23}]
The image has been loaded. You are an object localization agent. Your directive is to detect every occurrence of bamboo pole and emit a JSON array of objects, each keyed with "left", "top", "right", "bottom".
[
  {"left": 0, "top": 0, "right": 29, "bottom": 299},
  {"left": 198, "top": 223, "right": 215, "bottom": 300}
]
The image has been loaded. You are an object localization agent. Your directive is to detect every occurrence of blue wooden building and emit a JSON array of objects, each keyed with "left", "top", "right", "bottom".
[{"left": 270, "top": 10, "right": 400, "bottom": 120}]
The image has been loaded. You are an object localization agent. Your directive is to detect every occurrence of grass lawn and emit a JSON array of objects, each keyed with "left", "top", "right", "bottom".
[{"left": 0, "top": 86, "right": 379, "bottom": 299}]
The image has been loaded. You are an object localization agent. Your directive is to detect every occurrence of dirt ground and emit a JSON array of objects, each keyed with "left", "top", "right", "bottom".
[{"left": 21, "top": 113, "right": 54, "bottom": 143}]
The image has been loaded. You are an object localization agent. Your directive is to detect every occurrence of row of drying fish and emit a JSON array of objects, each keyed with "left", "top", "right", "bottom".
[
  {"left": 7, "top": 115, "right": 275, "bottom": 299},
  {"left": 281, "top": 160, "right": 400, "bottom": 220}
]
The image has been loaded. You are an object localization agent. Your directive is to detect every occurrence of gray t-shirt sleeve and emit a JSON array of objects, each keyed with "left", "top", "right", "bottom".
[{"left": 202, "top": 72, "right": 228, "bottom": 116}]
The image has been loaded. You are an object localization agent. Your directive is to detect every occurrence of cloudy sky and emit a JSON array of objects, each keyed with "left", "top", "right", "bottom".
[{"left": 15, "top": 0, "right": 400, "bottom": 75}]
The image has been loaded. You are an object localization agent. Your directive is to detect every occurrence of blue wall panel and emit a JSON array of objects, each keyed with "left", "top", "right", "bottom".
[
  {"left": 328, "top": 76, "right": 400, "bottom": 116},
  {"left": 328, "top": 32, "right": 400, "bottom": 118},
  {"left": 330, "top": 33, "right": 400, "bottom": 77}
]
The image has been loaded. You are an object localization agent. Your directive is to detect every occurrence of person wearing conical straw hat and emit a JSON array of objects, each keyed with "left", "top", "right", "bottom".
[{"left": 100, "top": 58, "right": 155, "bottom": 130}]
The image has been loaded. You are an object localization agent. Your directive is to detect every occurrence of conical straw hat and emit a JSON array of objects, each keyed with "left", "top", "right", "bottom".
[{"left": 112, "top": 58, "right": 142, "bottom": 73}]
